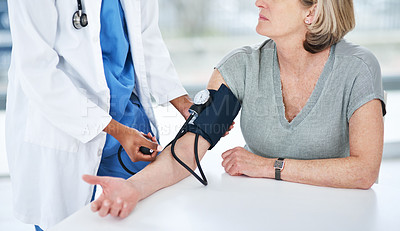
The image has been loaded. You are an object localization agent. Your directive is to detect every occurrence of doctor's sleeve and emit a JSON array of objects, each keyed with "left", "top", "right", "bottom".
[
  {"left": 8, "top": 0, "right": 111, "bottom": 143},
  {"left": 140, "top": 0, "right": 188, "bottom": 105}
]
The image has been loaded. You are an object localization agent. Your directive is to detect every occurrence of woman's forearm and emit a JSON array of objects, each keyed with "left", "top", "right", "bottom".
[
  {"left": 222, "top": 146, "right": 381, "bottom": 189},
  {"left": 127, "top": 132, "right": 211, "bottom": 201},
  {"left": 280, "top": 154, "right": 382, "bottom": 189}
]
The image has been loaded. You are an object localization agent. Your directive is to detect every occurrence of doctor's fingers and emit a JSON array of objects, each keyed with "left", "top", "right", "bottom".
[
  {"left": 138, "top": 148, "right": 158, "bottom": 162},
  {"left": 222, "top": 122, "right": 235, "bottom": 137},
  {"left": 128, "top": 148, "right": 157, "bottom": 162},
  {"left": 144, "top": 132, "right": 157, "bottom": 142},
  {"left": 136, "top": 134, "right": 162, "bottom": 152}
]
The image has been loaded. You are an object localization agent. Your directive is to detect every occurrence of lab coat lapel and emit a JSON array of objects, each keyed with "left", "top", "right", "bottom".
[
  {"left": 119, "top": 0, "right": 147, "bottom": 85},
  {"left": 84, "top": 0, "right": 102, "bottom": 34},
  {"left": 119, "top": 0, "right": 157, "bottom": 136}
]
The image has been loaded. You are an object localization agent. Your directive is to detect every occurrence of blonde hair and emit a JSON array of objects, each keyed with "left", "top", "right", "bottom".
[{"left": 301, "top": 0, "right": 355, "bottom": 53}]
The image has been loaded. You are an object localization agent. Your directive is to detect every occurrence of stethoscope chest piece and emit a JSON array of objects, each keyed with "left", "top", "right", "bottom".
[
  {"left": 73, "top": 10, "right": 88, "bottom": 29},
  {"left": 73, "top": 0, "right": 88, "bottom": 29}
]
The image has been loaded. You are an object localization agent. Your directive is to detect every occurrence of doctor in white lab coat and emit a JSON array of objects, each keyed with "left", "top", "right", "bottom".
[{"left": 5, "top": 0, "right": 192, "bottom": 229}]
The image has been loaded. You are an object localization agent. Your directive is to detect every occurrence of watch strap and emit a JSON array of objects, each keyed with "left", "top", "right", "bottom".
[{"left": 275, "top": 168, "right": 282, "bottom": 181}]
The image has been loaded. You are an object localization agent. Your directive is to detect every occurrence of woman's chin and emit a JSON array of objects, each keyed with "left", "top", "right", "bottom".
[{"left": 255, "top": 26, "right": 269, "bottom": 37}]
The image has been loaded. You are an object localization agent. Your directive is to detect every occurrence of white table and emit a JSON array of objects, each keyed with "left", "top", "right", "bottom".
[{"left": 50, "top": 144, "right": 400, "bottom": 231}]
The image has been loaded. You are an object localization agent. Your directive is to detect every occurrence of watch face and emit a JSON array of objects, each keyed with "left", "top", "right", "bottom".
[
  {"left": 274, "top": 160, "right": 284, "bottom": 169},
  {"left": 193, "top": 89, "right": 210, "bottom": 105}
]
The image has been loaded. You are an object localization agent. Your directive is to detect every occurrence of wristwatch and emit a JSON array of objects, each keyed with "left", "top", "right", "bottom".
[{"left": 274, "top": 158, "right": 285, "bottom": 180}]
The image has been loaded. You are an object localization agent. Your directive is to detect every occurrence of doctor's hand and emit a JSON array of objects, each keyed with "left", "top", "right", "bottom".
[
  {"left": 170, "top": 94, "right": 193, "bottom": 120},
  {"left": 83, "top": 175, "right": 140, "bottom": 218},
  {"left": 120, "top": 131, "right": 162, "bottom": 162},
  {"left": 104, "top": 119, "right": 162, "bottom": 162},
  {"left": 221, "top": 147, "right": 271, "bottom": 178}
]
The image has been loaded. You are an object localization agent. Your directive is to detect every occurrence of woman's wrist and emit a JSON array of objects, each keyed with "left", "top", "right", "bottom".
[
  {"left": 264, "top": 158, "right": 276, "bottom": 179},
  {"left": 126, "top": 178, "right": 144, "bottom": 201}
]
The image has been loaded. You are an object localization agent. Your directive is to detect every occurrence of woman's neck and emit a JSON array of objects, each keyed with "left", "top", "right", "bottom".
[{"left": 274, "top": 37, "right": 330, "bottom": 78}]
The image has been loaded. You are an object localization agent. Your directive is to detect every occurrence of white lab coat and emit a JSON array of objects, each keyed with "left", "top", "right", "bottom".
[{"left": 5, "top": 0, "right": 187, "bottom": 229}]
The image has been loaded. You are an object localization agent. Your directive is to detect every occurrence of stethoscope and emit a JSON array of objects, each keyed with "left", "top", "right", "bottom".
[{"left": 73, "top": 0, "right": 88, "bottom": 29}]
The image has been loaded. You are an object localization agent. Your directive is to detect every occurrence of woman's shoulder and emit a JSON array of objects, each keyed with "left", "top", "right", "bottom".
[
  {"left": 217, "top": 39, "right": 274, "bottom": 67},
  {"left": 334, "top": 39, "right": 380, "bottom": 75},
  {"left": 334, "top": 40, "right": 385, "bottom": 119}
]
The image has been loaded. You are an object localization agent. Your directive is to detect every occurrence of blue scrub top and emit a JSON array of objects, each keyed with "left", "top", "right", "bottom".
[{"left": 98, "top": 0, "right": 153, "bottom": 178}]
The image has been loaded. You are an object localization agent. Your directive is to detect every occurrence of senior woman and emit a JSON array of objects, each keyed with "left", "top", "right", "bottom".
[{"left": 83, "top": 0, "right": 386, "bottom": 218}]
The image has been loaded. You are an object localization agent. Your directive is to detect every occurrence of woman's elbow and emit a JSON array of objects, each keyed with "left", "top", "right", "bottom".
[
  {"left": 355, "top": 165, "right": 380, "bottom": 190},
  {"left": 357, "top": 179, "right": 375, "bottom": 190}
]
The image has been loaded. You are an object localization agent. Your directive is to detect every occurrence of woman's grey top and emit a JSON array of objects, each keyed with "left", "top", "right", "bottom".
[{"left": 216, "top": 39, "right": 386, "bottom": 160}]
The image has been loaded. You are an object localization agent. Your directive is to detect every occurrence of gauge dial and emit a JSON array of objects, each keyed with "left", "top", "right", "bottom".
[{"left": 193, "top": 89, "right": 210, "bottom": 105}]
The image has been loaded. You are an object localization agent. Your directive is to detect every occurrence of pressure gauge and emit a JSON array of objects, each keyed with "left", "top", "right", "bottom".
[
  {"left": 189, "top": 89, "right": 212, "bottom": 115},
  {"left": 193, "top": 89, "right": 210, "bottom": 105}
]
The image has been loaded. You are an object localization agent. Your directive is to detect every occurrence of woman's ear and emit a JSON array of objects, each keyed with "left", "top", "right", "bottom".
[{"left": 304, "top": 4, "right": 317, "bottom": 25}]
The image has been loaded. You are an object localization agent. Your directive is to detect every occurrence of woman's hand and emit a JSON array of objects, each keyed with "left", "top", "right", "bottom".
[
  {"left": 82, "top": 175, "right": 141, "bottom": 218},
  {"left": 221, "top": 147, "right": 271, "bottom": 178},
  {"left": 104, "top": 119, "right": 162, "bottom": 162}
]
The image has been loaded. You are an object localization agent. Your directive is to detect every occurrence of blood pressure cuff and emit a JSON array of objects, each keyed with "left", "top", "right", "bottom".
[{"left": 186, "top": 84, "right": 241, "bottom": 149}]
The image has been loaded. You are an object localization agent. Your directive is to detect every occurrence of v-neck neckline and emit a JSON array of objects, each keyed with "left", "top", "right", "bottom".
[{"left": 272, "top": 43, "right": 336, "bottom": 130}]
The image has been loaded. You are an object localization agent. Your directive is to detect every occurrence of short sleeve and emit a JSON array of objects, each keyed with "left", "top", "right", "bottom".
[
  {"left": 347, "top": 58, "right": 386, "bottom": 121},
  {"left": 215, "top": 48, "right": 249, "bottom": 102}
]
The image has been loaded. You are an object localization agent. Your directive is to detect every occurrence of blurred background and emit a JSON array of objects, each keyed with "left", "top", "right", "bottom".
[
  {"left": 155, "top": 0, "right": 400, "bottom": 156},
  {"left": 0, "top": 0, "right": 399, "bottom": 229},
  {"left": 157, "top": 0, "right": 400, "bottom": 87}
]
